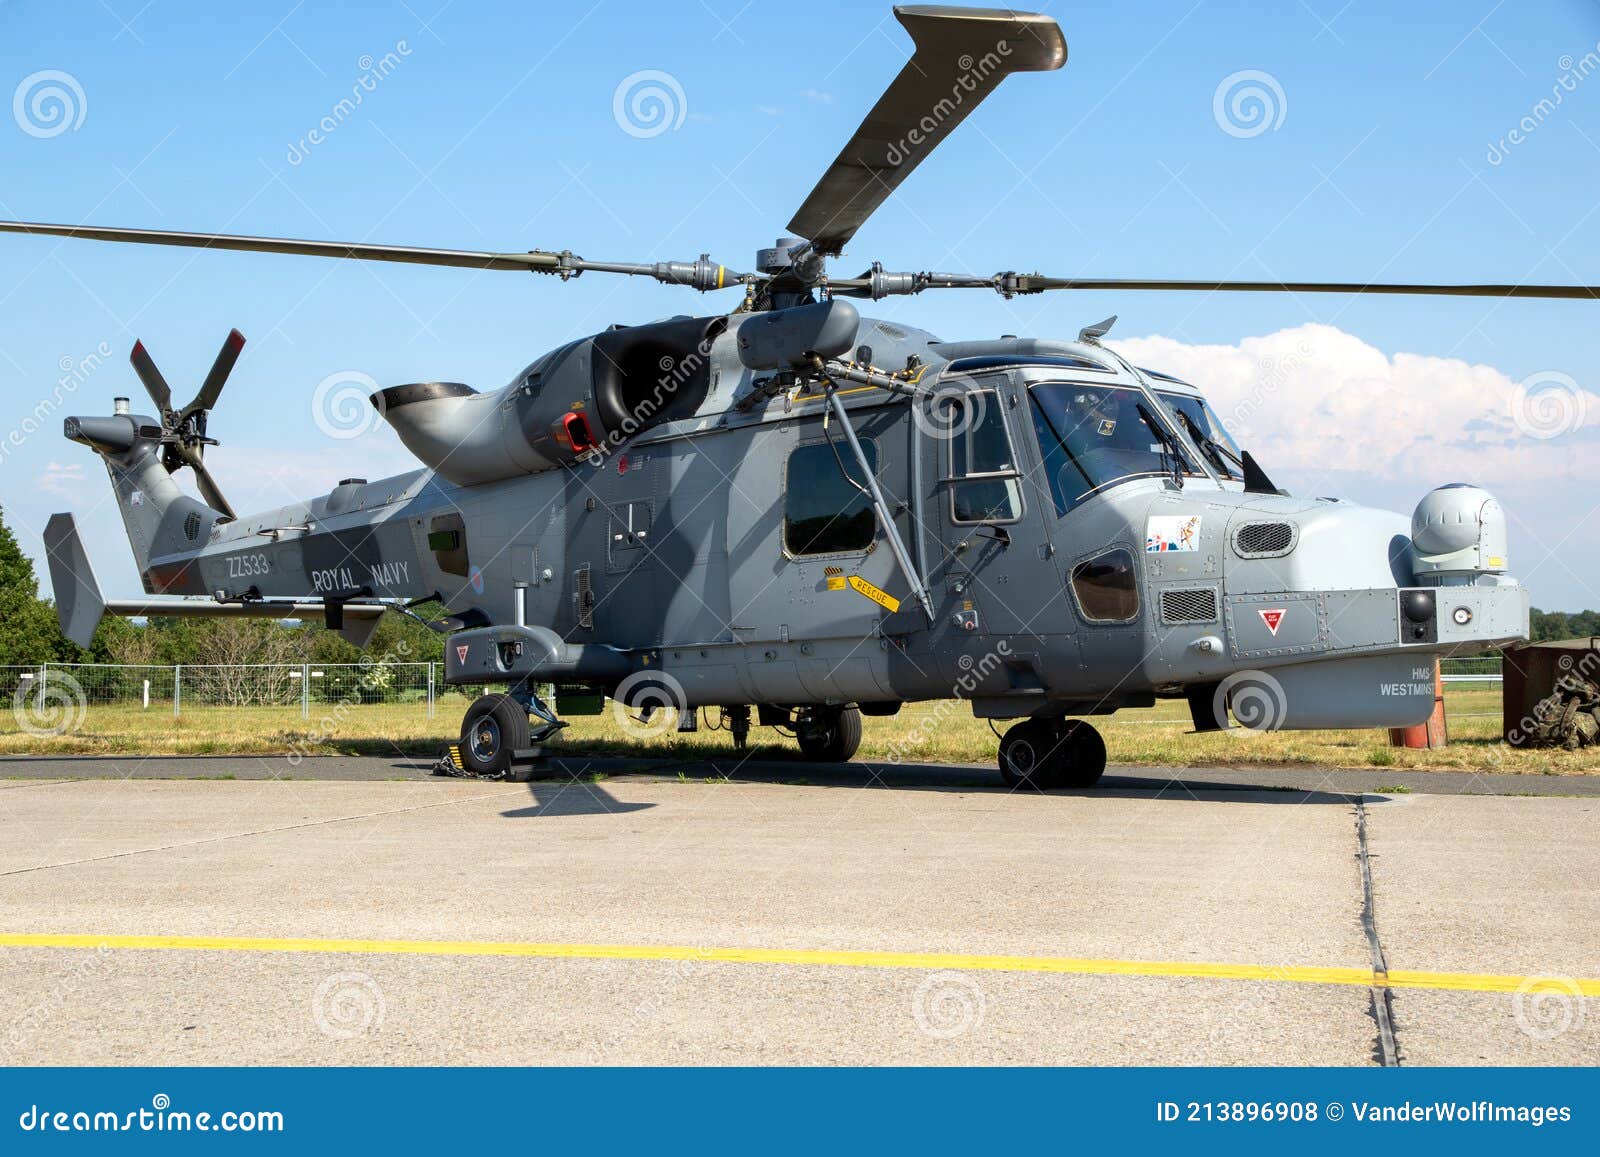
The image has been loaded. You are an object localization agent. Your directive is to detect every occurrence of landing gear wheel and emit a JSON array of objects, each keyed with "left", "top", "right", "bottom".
[
  {"left": 998, "top": 718, "right": 1106, "bottom": 790},
  {"left": 460, "top": 693, "right": 531, "bottom": 780},
  {"left": 1057, "top": 719, "right": 1107, "bottom": 788},
  {"left": 796, "top": 705, "right": 863, "bottom": 762},
  {"left": 998, "top": 718, "right": 1061, "bottom": 790}
]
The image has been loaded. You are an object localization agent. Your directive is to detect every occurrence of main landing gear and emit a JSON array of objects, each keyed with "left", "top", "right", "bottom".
[
  {"left": 446, "top": 685, "right": 567, "bottom": 781},
  {"left": 997, "top": 717, "right": 1107, "bottom": 790},
  {"left": 795, "top": 704, "right": 863, "bottom": 763}
]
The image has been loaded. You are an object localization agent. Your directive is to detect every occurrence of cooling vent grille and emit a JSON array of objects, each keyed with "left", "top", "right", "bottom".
[
  {"left": 183, "top": 512, "right": 202, "bottom": 541},
  {"left": 1160, "top": 587, "right": 1218, "bottom": 624},
  {"left": 1235, "top": 522, "right": 1295, "bottom": 557}
]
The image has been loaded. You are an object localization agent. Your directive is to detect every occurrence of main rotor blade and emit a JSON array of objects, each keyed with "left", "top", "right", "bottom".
[
  {"left": 1006, "top": 275, "right": 1600, "bottom": 300},
  {"left": 0, "top": 220, "right": 754, "bottom": 290},
  {"left": 186, "top": 328, "right": 246, "bottom": 418},
  {"left": 826, "top": 270, "right": 1600, "bottom": 301},
  {"left": 128, "top": 340, "right": 172, "bottom": 414},
  {"left": 786, "top": 5, "right": 1066, "bottom": 256}
]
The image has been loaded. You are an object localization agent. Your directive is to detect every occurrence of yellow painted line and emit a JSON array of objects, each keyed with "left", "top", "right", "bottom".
[
  {"left": 3, "top": 932, "right": 1576, "bottom": 997},
  {"left": 0, "top": 933, "right": 1367, "bottom": 985},
  {"left": 1387, "top": 970, "right": 1600, "bottom": 997}
]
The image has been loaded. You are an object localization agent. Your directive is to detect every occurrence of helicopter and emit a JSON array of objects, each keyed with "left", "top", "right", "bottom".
[{"left": 8, "top": 4, "right": 1577, "bottom": 787}]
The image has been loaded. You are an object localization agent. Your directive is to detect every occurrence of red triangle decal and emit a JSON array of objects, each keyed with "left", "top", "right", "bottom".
[{"left": 1258, "top": 609, "right": 1286, "bottom": 636}]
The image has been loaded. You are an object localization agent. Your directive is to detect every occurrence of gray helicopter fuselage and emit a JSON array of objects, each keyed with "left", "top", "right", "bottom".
[{"left": 133, "top": 308, "right": 1527, "bottom": 731}]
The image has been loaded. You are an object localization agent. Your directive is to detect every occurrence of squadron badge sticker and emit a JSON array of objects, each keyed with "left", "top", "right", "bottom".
[{"left": 1145, "top": 514, "right": 1202, "bottom": 553}]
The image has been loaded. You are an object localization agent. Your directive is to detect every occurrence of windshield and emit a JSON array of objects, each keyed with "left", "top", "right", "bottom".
[
  {"left": 1028, "top": 382, "right": 1199, "bottom": 516},
  {"left": 1157, "top": 390, "right": 1243, "bottom": 481}
]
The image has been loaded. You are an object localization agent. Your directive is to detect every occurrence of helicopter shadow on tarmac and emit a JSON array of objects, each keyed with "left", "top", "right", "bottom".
[
  {"left": 499, "top": 768, "right": 657, "bottom": 818},
  {"left": 521, "top": 756, "right": 1368, "bottom": 808}
]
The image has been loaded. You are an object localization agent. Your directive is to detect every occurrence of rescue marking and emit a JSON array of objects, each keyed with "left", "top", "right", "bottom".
[
  {"left": 455, "top": 644, "right": 469, "bottom": 665},
  {"left": 847, "top": 574, "right": 900, "bottom": 612},
  {"left": 1258, "top": 608, "right": 1286, "bottom": 636},
  {"left": 0, "top": 932, "right": 1591, "bottom": 997}
]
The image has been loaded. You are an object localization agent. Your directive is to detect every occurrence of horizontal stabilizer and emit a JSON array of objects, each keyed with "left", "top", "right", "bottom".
[{"left": 104, "top": 598, "right": 387, "bottom": 647}]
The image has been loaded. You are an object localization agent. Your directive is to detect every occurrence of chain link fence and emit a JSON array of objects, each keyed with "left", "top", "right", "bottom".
[
  {"left": 2, "top": 662, "right": 440, "bottom": 739},
  {"left": 2, "top": 656, "right": 1504, "bottom": 746}
]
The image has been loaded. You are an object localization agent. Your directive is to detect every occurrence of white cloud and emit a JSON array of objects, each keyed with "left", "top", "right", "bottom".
[
  {"left": 36, "top": 460, "right": 85, "bottom": 496},
  {"left": 1114, "top": 323, "right": 1598, "bottom": 488}
]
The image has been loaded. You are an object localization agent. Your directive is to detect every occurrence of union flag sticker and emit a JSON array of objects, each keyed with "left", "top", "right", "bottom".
[{"left": 1258, "top": 608, "right": 1286, "bottom": 636}]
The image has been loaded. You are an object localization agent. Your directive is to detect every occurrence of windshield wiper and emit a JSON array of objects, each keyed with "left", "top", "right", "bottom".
[
  {"left": 1135, "top": 402, "right": 1187, "bottom": 489},
  {"left": 1175, "top": 409, "right": 1244, "bottom": 477}
]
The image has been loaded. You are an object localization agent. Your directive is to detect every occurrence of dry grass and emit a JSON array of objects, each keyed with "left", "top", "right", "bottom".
[{"left": 2, "top": 686, "right": 1594, "bottom": 776}]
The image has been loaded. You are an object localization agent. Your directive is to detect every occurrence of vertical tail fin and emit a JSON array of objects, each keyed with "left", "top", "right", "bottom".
[{"left": 43, "top": 513, "right": 105, "bottom": 648}]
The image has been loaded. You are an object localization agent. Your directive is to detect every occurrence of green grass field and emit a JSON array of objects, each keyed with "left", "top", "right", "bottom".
[{"left": 4, "top": 686, "right": 1594, "bottom": 775}]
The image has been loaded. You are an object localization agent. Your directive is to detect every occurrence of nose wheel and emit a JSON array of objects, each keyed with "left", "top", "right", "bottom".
[{"left": 998, "top": 717, "right": 1106, "bottom": 790}]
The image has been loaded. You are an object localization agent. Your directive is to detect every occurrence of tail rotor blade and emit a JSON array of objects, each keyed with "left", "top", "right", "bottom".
[
  {"left": 129, "top": 340, "right": 172, "bottom": 414},
  {"left": 187, "top": 328, "right": 245, "bottom": 417},
  {"left": 177, "top": 444, "right": 236, "bottom": 522}
]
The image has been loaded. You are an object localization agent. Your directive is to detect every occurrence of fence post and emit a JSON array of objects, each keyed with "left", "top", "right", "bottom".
[
  {"left": 427, "top": 662, "right": 435, "bottom": 720},
  {"left": 173, "top": 665, "right": 181, "bottom": 718},
  {"left": 302, "top": 663, "right": 310, "bottom": 719},
  {"left": 37, "top": 663, "right": 47, "bottom": 711}
]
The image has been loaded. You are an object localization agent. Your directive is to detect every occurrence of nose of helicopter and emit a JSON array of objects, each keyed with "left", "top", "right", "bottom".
[
  {"left": 1135, "top": 484, "right": 1528, "bottom": 729},
  {"left": 1220, "top": 496, "right": 1414, "bottom": 596}
]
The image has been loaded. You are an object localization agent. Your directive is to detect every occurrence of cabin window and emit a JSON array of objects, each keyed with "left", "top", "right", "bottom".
[
  {"left": 784, "top": 440, "right": 879, "bottom": 556},
  {"left": 1071, "top": 548, "right": 1140, "bottom": 623},
  {"left": 938, "top": 390, "right": 1022, "bottom": 524}
]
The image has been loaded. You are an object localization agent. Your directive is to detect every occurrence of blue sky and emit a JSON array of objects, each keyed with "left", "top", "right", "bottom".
[{"left": 2, "top": 0, "right": 1598, "bottom": 608}]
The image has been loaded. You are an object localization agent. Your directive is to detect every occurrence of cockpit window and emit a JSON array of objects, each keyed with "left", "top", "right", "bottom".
[
  {"left": 1028, "top": 382, "right": 1199, "bottom": 516},
  {"left": 1157, "top": 390, "right": 1243, "bottom": 481}
]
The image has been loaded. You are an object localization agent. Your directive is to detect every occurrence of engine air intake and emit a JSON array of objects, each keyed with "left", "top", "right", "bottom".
[{"left": 1235, "top": 521, "right": 1295, "bottom": 558}]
